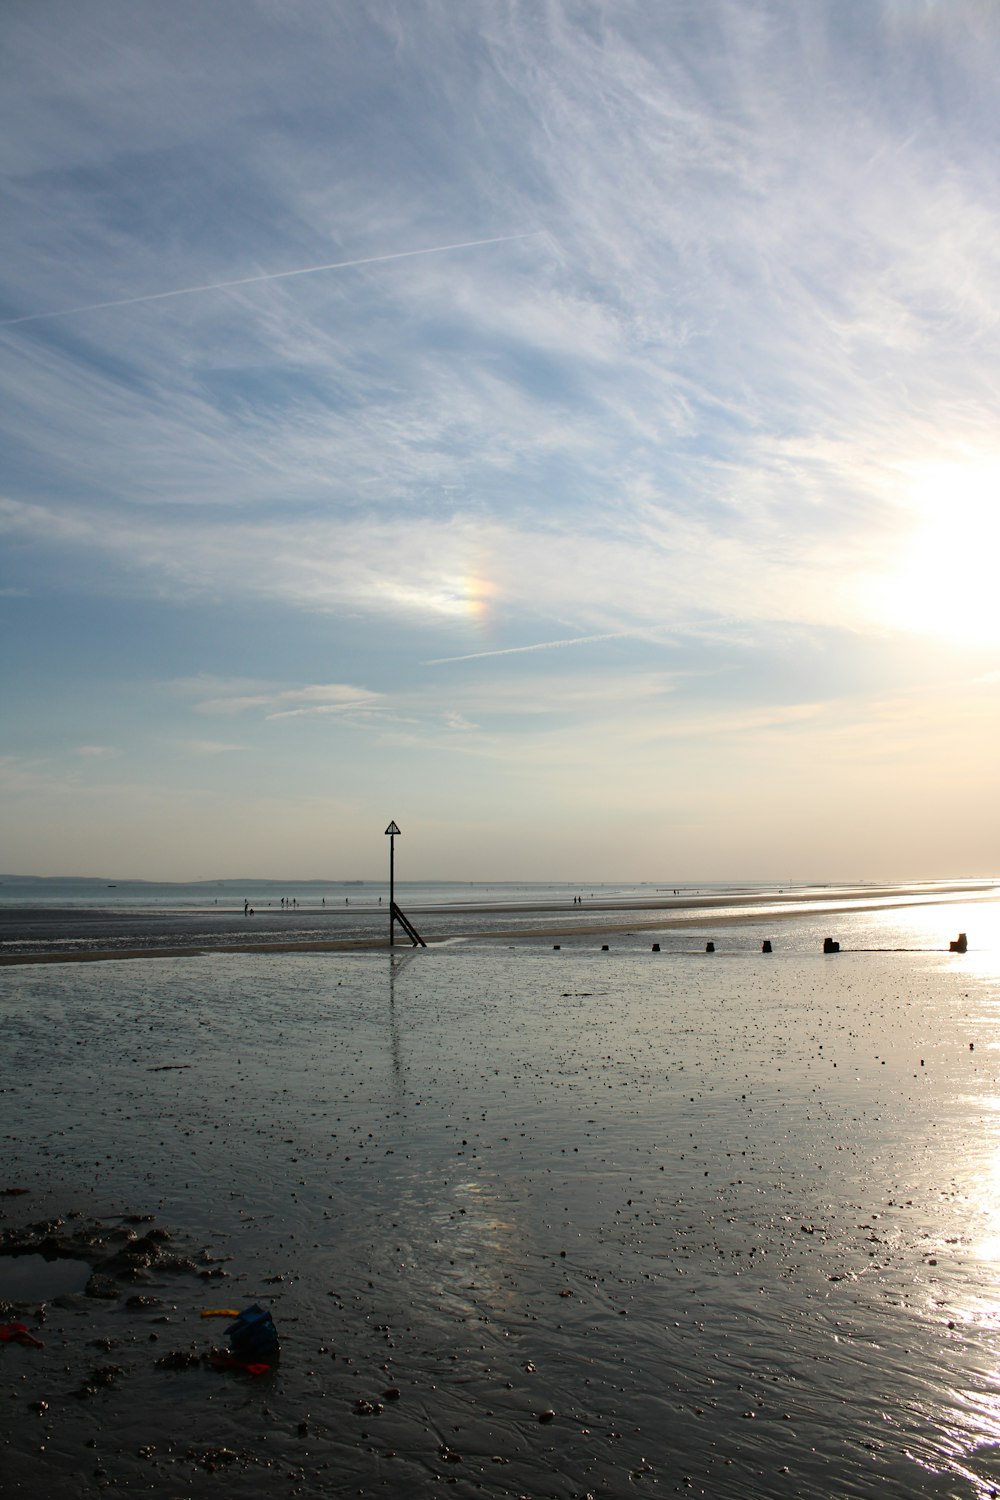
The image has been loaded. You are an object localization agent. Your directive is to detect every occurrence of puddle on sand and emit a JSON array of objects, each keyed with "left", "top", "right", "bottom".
[{"left": 0, "top": 1252, "right": 91, "bottom": 1301}]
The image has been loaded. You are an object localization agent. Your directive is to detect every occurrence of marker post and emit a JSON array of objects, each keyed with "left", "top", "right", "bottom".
[{"left": 385, "top": 820, "right": 400, "bottom": 947}]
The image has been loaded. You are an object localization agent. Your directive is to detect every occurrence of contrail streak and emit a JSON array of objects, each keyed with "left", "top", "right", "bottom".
[
  {"left": 0, "top": 233, "right": 533, "bottom": 327},
  {"left": 423, "top": 631, "right": 635, "bottom": 666}
]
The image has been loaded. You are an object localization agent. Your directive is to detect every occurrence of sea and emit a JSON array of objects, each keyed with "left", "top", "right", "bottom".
[{"left": 2, "top": 878, "right": 1000, "bottom": 1497}]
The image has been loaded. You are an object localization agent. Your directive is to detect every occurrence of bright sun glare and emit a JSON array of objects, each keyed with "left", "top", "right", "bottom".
[{"left": 874, "top": 458, "right": 1000, "bottom": 644}]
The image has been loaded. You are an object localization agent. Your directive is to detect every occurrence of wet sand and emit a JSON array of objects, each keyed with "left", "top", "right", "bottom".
[{"left": 3, "top": 934, "right": 1000, "bottom": 1497}]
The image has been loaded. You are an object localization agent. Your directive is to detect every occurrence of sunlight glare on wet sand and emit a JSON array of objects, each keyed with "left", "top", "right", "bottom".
[{"left": 2, "top": 900, "right": 1000, "bottom": 1496}]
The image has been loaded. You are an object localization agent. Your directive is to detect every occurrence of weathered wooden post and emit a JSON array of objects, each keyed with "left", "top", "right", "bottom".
[
  {"left": 385, "top": 820, "right": 400, "bottom": 947},
  {"left": 383, "top": 821, "right": 425, "bottom": 947}
]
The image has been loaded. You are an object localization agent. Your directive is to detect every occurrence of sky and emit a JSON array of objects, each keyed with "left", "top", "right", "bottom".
[{"left": 2, "top": 0, "right": 1000, "bottom": 883}]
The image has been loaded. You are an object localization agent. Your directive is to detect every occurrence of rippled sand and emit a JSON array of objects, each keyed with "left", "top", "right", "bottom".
[{"left": 2, "top": 937, "right": 1000, "bottom": 1497}]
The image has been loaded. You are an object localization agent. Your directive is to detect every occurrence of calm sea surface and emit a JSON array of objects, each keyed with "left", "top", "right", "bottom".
[
  {"left": 2, "top": 889, "right": 1000, "bottom": 1496},
  {"left": 2, "top": 875, "right": 997, "bottom": 913}
]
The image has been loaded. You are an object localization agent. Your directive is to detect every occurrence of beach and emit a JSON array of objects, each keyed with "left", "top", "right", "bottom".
[
  {"left": 2, "top": 892, "right": 1000, "bottom": 1496},
  {"left": 1, "top": 878, "right": 996, "bottom": 964}
]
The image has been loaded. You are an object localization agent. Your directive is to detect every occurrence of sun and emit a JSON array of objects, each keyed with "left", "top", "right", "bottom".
[{"left": 871, "top": 456, "right": 1000, "bottom": 645}]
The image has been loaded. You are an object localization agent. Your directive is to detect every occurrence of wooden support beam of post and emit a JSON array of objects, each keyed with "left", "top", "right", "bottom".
[{"left": 391, "top": 901, "right": 426, "bottom": 947}]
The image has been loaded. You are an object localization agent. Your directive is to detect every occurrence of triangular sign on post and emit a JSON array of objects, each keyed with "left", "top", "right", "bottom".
[{"left": 385, "top": 821, "right": 401, "bottom": 836}]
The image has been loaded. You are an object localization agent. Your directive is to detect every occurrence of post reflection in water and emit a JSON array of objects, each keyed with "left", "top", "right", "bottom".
[
  {"left": 386, "top": 948, "right": 419, "bottom": 1085},
  {"left": 381, "top": 946, "right": 525, "bottom": 1325}
]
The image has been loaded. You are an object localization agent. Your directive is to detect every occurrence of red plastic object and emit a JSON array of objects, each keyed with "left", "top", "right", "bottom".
[
  {"left": 208, "top": 1351, "right": 270, "bottom": 1376},
  {"left": 0, "top": 1322, "right": 44, "bottom": 1348}
]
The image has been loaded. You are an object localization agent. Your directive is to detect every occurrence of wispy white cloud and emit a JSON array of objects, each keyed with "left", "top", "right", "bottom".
[
  {"left": 3, "top": 1, "right": 1000, "bottom": 876},
  {"left": 185, "top": 680, "right": 384, "bottom": 720},
  {"left": 0, "top": 492, "right": 909, "bottom": 644}
]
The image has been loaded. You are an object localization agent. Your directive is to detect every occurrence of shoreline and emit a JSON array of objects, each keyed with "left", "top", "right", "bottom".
[{"left": 0, "top": 890, "right": 987, "bottom": 967}]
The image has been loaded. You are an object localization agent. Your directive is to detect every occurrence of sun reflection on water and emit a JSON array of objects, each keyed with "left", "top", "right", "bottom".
[{"left": 869, "top": 897, "right": 1000, "bottom": 979}]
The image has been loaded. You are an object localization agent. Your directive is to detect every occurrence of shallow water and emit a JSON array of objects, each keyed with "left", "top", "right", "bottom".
[
  {"left": 0, "top": 1254, "right": 91, "bottom": 1301},
  {"left": 2, "top": 913, "right": 1000, "bottom": 1496}
]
